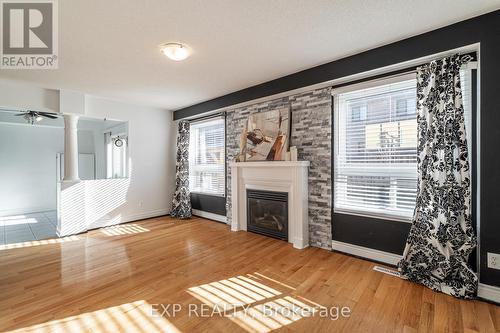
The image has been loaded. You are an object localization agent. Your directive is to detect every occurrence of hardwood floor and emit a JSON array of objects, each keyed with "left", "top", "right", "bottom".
[{"left": 0, "top": 216, "right": 498, "bottom": 333}]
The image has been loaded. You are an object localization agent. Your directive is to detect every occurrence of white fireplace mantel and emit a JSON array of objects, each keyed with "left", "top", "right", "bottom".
[{"left": 230, "top": 161, "right": 309, "bottom": 249}]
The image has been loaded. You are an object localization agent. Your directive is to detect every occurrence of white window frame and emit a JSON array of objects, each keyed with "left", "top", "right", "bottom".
[
  {"left": 332, "top": 65, "right": 475, "bottom": 223},
  {"left": 188, "top": 117, "right": 226, "bottom": 197},
  {"left": 333, "top": 73, "right": 418, "bottom": 222}
]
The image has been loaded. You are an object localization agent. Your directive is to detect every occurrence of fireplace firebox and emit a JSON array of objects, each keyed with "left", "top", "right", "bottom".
[{"left": 246, "top": 189, "right": 288, "bottom": 241}]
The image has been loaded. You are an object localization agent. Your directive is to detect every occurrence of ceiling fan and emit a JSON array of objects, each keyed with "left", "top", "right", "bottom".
[{"left": 14, "top": 110, "right": 59, "bottom": 125}]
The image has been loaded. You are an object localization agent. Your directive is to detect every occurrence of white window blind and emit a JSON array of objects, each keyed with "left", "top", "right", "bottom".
[
  {"left": 334, "top": 75, "right": 418, "bottom": 221},
  {"left": 189, "top": 117, "right": 225, "bottom": 196},
  {"left": 333, "top": 67, "right": 474, "bottom": 222}
]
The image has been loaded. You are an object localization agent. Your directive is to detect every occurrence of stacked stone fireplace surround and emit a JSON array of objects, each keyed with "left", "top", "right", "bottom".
[{"left": 225, "top": 87, "right": 332, "bottom": 249}]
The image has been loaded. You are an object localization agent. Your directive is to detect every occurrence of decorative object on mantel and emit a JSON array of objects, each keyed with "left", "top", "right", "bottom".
[
  {"left": 170, "top": 120, "right": 192, "bottom": 219},
  {"left": 284, "top": 151, "right": 291, "bottom": 161},
  {"left": 290, "top": 146, "right": 298, "bottom": 161},
  {"left": 245, "top": 108, "right": 290, "bottom": 161}
]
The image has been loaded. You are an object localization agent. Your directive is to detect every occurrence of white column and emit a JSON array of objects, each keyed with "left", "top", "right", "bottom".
[{"left": 63, "top": 114, "right": 80, "bottom": 181}]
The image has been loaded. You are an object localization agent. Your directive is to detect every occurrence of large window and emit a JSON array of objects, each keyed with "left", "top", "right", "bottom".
[
  {"left": 333, "top": 74, "right": 419, "bottom": 221},
  {"left": 189, "top": 117, "right": 225, "bottom": 196},
  {"left": 333, "top": 69, "right": 473, "bottom": 221}
]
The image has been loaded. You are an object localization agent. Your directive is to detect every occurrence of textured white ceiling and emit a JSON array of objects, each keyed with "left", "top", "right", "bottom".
[{"left": 0, "top": 0, "right": 499, "bottom": 111}]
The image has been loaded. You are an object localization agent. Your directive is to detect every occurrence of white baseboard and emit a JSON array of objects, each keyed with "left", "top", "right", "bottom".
[
  {"left": 65, "top": 208, "right": 170, "bottom": 235},
  {"left": 123, "top": 209, "right": 170, "bottom": 223},
  {"left": 192, "top": 209, "right": 227, "bottom": 223},
  {"left": 332, "top": 240, "right": 402, "bottom": 266},
  {"left": 0, "top": 206, "right": 54, "bottom": 217},
  {"left": 478, "top": 283, "right": 500, "bottom": 304},
  {"left": 332, "top": 241, "right": 500, "bottom": 304}
]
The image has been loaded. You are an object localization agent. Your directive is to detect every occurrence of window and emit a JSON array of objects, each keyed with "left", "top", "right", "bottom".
[
  {"left": 351, "top": 106, "right": 361, "bottom": 121},
  {"left": 334, "top": 67, "right": 474, "bottom": 221},
  {"left": 189, "top": 117, "right": 225, "bottom": 196},
  {"left": 105, "top": 132, "right": 128, "bottom": 178},
  {"left": 334, "top": 74, "right": 418, "bottom": 221}
]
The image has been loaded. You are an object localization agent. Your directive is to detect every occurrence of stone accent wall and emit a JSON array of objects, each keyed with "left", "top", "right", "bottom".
[{"left": 225, "top": 87, "right": 332, "bottom": 249}]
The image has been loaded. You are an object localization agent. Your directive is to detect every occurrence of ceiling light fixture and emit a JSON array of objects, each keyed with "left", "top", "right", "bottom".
[
  {"left": 159, "top": 43, "right": 190, "bottom": 61},
  {"left": 15, "top": 110, "right": 57, "bottom": 125}
]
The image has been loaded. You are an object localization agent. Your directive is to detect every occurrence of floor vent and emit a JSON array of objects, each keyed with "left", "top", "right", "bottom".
[{"left": 373, "top": 265, "right": 400, "bottom": 277}]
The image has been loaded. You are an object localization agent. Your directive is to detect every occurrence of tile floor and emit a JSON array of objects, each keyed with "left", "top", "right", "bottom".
[{"left": 0, "top": 210, "right": 58, "bottom": 245}]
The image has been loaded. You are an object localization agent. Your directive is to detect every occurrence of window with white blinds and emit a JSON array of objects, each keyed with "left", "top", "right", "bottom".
[
  {"left": 333, "top": 69, "right": 473, "bottom": 221},
  {"left": 189, "top": 117, "right": 225, "bottom": 196}
]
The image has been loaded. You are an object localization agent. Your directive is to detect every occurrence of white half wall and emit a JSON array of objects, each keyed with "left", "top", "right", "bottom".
[{"left": 57, "top": 96, "right": 175, "bottom": 233}]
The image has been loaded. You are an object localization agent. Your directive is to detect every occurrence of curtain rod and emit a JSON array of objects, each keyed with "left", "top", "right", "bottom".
[
  {"left": 187, "top": 111, "right": 226, "bottom": 123},
  {"left": 331, "top": 51, "right": 477, "bottom": 90}
]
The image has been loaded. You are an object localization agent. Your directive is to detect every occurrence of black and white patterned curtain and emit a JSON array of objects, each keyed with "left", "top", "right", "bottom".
[
  {"left": 398, "top": 54, "right": 477, "bottom": 299},
  {"left": 170, "top": 120, "right": 192, "bottom": 219}
]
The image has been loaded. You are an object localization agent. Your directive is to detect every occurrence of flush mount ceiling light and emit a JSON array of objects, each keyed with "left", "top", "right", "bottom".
[{"left": 159, "top": 43, "right": 190, "bottom": 61}]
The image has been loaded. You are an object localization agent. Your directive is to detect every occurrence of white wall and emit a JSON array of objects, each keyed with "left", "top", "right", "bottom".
[
  {"left": 0, "top": 79, "right": 59, "bottom": 113},
  {"left": 0, "top": 80, "right": 62, "bottom": 216},
  {"left": 60, "top": 90, "right": 85, "bottom": 115},
  {"left": 0, "top": 123, "right": 63, "bottom": 216},
  {"left": 77, "top": 119, "right": 105, "bottom": 179},
  {"left": 0, "top": 79, "right": 176, "bottom": 227},
  {"left": 78, "top": 130, "right": 96, "bottom": 154},
  {"left": 59, "top": 97, "right": 176, "bottom": 235}
]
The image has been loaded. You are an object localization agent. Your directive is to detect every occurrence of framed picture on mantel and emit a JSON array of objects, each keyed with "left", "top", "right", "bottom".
[{"left": 246, "top": 107, "right": 290, "bottom": 161}]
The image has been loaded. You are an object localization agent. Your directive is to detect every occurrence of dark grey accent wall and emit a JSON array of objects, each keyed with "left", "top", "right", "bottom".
[
  {"left": 191, "top": 193, "right": 226, "bottom": 216},
  {"left": 332, "top": 214, "right": 411, "bottom": 255},
  {"left": 174, "top": 10, "right": 500, "bottom": 287}
]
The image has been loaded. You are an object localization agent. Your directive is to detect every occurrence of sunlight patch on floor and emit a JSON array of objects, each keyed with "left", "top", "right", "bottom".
[
  {"left": 5, "top": 300, "right": 181, "bottom": 333},
  {"left": 3, "top": 217, "right": 39, "bottom": 226},
  {"left": 0, "top": 223, "right": 151, "bottom": 250},
  {"left": 100, "top": 224, "right": 150, "bottom": 236},
  {"left": 0, "top": 236, "right": 79, "bottom": 251},
  {"left": 187, "top": 273, "right": 320, "bottom": 333}
]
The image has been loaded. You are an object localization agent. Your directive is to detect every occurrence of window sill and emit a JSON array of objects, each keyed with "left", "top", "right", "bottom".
[{"left": 333, "top": 208, "right": 413, "bottom": 224}]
